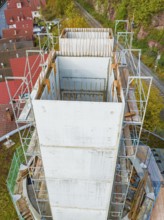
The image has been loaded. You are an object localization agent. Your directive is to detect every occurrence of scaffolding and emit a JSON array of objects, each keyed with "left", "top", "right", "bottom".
[
  {"left": 5, "top": 33, "right": 56, "bottom": 220},
  {"left": 37, "top": 33, "right": 56, "bottom": 52},
  {"left": 5, "top": 77, "right": 53, "bottom": 219},
  {"left": 5, "top": 28, "right": 124, "bottom": 220},
  {"left": 114, "top": 20, "right": 133, "bottom": 50},
  {"left": 108, "top": 21, "right": 153, "bottom": 219},
  {"left": 7, "top": 146, "right": 26, "bottom": 195},
  {"left": 5, "top": 25, "right": 156, "bottom": 220},
  {"left": 114, "top": 20, "right": 129, "bottom": 35},
  {"left": 7, "top": 146, "right": 29, "bottom": 220},
  {"left": 116, "top": 49, "right": 141, "bottom": 75}
]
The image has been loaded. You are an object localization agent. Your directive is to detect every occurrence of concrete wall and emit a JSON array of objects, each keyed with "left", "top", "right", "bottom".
[
  {"left": 107, "top": 69, "right": 115, "bottom": 102},
  {"left": 33, "top": 100, "right": 124, "bottom": 220},
  {"left": 66, "top": 31, "right": 110, "bottom": 39},
  {"left": 59, "top": 28, "right": 113, "bottom": 57},
  {"left": 57, "top": 56, "right": 112, "bottom": 101},
  {"left": 53, "top": 207, "right": 106, "bottom": 220},
  {"left": 41, "top": 69, "right": 57, "bottom": 100},
  {"left": 59, "top": 38, "right": 113, "bottom": 56},
  {"left": 40, "top": 57, "right": 117, "bottom": 102}
]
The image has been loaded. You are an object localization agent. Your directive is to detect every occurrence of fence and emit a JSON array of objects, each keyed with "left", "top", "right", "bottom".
[{"left": 7, "top": 146, "right": 25, "bottom": 194}]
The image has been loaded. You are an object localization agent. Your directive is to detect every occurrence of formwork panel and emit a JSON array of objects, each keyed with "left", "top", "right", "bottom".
[
  {"left": 53, "top": 207, "right": 106, "bottom": 220},
  {"left": 40, "top": 147, "right": 116, "bottom": 180},
  {"left": 66, "top": 31, "right": 110, "bottom": 39},
  {"left": 32, "top": 100, "right": 124, "bottom": 220},
  {"left": 59, "top": 39, "right": 113, "bottom": 56},
  {"left": 57, "top": 56, "right": 109, "bottom": 79},
  {"left": 33, "top": 100, "right": 124, "bottom": 149},
  {"left": 59, "top": 28, "right": 114, "bottom": 56},
  {"left": 47, "top": 179, "right": 111, "bottom": 209}
]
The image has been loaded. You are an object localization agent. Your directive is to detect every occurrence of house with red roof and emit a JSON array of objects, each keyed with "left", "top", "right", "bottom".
[
  {"left": 0, "top": 53, "right": 48, "bottom": 136},
  {"left": 7, "top": 0, "right": 46, "bottom": 11},
  {"left": 3, "top": 4, "right": 33, "bottom": 39},
  {"left": 6, "top": 0, "right": 46, "bottom": 19},
  {"left": 3, "top": 20, "right": 33, "bottom": 40},
  {"left": 5, "top": 7, "right": 32, "bottom": 27},
  {"left": 7, "top": 0, "right": 30, "bottom": 9},
  {"left": 2, "top": 0, "right": 46, "bottom": 40}
]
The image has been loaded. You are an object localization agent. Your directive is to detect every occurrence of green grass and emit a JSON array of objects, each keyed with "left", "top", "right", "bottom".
[
  {"left": 77, "top": 0, "right": 114, "bottom": 28},
  {"left": 0, "top": 133, "right": 21, "bottom": 220},
  {"left": 133, "top": 36, "right": 164, "bottom": 82},
  {"left": 77, "top": 0, "right": 164, "bottom": 82},
  {"left": 141, "top": 132, "right": 164, "bottom": 149}
]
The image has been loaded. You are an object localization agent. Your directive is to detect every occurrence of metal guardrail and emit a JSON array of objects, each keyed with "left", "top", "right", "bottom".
[
  {"left": 0, "top": 124, "right": 32, "bottom": 143},
  {"left": 142, "top": 128, "right": 164, "bottom": 141}
]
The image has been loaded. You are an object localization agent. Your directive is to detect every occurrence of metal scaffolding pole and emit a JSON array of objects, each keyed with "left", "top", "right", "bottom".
[
  {"left": 108, "top": 28, "right": 153, "bottom": 219},
  {"left": 5, "top": 44, "right": 54, "bottom": 219}
]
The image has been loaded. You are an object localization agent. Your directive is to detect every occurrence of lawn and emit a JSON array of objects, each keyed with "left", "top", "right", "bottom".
[{"left": 0, "top": 133, "right": 21, "bottom": 220}]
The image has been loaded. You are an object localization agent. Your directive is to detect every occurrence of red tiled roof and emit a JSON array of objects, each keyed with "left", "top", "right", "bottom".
[
  {"left": 7, "top": 0, "right": 30, "bottom": 9},
  {"left": 0, "top": 54, "right": 48, "bottom": 104},
  {"left": 2, "top": 27, "right": 33, "bottom": 40},
  {"left": 0, "top": 80, "right": 21, "bottom": 104},
  {"left": 10, "top": 54, "right": 48, "bottom": 86},
  {"left": 4, "top": 7, "right": 32, "bottom": 25},
  {"left": 29, "top": 0, "right": 46, "bottom": 11},
  {"left": 0, "top": 104, "right": 17, "bottom": 137},
  {"left": 10, "top": 54, "right": 49, "bottom": 93},
  {"left": 16, "top": 20, "right": 33, "bottom": 29},
  {"left": 2, "top": 28, "right": 17, "bottom": 38},
  {"left": 0, "top": 53, "right": 49, "bottom": 136},
  {"left": 2, "top": 19, "right": 33, "bottom": 40},
  {"left": 7, "top": 0, "right": 46, "bottom": 11}
]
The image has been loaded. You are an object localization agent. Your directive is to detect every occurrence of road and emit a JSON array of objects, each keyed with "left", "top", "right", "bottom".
[
  {"left": 0, "top": 2, "right": 7, "bottom": 37},
  {"left": 75, "top": 1, "right": 164, "bottom": 95}
]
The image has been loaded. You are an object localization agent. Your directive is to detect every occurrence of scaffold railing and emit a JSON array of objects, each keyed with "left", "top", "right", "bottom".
[
  {"left": 7, "top": 146, "right": 25, "bottom": 194},
  {"left": 108, "top": 22, "right": 153, "bottom": 219},
  {"left": 5, "top": 35, "right": 55, "bottom": 220}
]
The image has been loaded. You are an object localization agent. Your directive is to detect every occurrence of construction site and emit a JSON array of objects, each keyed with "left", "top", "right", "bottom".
[{"left": 5, "top": 23, "right": 163, "bottom": 220}]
